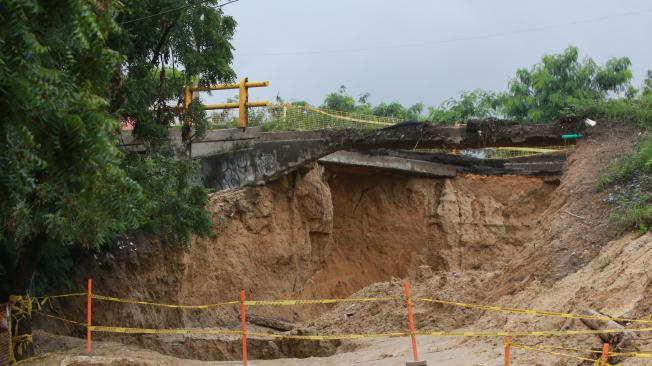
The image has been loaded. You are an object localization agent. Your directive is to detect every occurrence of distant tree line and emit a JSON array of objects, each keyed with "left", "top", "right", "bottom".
[{"left": 319, "top": 46, "right": 652, "bottom": 126}]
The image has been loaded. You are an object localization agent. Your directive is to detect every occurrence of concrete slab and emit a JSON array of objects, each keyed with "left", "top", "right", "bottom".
[{"left": 318, "top": 151, "right": 457, "bottom": 178}]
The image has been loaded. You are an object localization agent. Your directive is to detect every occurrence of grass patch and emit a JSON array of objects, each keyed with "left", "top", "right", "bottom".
[{"left": 599, "top": 134, "right": 652, "bottom": 230}]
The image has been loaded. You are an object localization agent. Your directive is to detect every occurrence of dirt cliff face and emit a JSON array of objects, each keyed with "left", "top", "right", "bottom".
[
  {"left": 68, "top": 163, "right": 556, "bottom": 331},
  {"left": 49, "top": 157, "right": 557, "bottom": 360},
  {"left": 303, "top": 167, "right": 556, "bottom": 300}
]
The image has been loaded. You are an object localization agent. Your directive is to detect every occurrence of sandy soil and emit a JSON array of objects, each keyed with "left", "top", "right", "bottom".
[{"left": 27, "top": 330, "right": 505, "bottom": 366}]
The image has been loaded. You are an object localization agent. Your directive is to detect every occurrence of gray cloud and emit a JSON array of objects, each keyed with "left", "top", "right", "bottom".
[{"left": 203, "top": 0, "right": 652, "bottom": 108}]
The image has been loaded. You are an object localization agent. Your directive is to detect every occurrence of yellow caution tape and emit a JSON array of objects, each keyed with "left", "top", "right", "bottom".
[
  {"left": 244, "top": 297, "right": 400, "bottom": 306},
  {"left": 513, "top": 342, "right": 605, "bottom": 354},
  {"left": 92, "top": 294, "right": 239, "bottom": 309},
  {"left": 418, "top": 298, "right": 652, "bottom": 324},
  {"left": 84, "top": 325, "right": 652, "bottom": 340},
  {"left": 47, "top": 292, "right": 86, "bottom": 299},
  {"left": 247, "top": 331, "right": 407, "bottom": 340},
  {"left": 415, "top": 326, "right": 652, "bottom": 337},
  {"left": 90, "top": 325, "right": 242, "bottom": 335},
  {"left": 495, "top": 147, "right": 564, "bottom": 154},
  {"left": 611, "top": 351, "right": 652, "bottom": 358},
  {"left": 89, "top": 325, "right": 405, "bottom": 339},
  {"left": 512, "top": 343, "right": 604, "bottom": 363},
  {"left": 33, "top": 310, "right": 86, "bottom": 327}
]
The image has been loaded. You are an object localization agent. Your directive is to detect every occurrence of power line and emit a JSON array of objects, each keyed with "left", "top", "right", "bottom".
[
  {"left": 120, "top": 0, "right": 241, "bottom": 25},
  {"left": 243, "top": 8, "right": 652, "bottom": 56}
]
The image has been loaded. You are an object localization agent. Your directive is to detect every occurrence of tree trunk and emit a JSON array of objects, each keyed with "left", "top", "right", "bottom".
[{"left": 7, "top": 231, "right": 47, "bottom": 361}]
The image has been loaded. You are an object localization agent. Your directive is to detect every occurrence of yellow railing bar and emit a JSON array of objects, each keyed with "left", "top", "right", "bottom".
[
  {"left": 204, "top": 101, "right": 270, "bottom": 110},
  {"left": 192, "top": 81, "right": 269, "bottom": 92}
]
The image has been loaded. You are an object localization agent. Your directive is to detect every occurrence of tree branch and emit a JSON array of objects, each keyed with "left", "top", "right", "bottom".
[{"left": 150, "top": 17, "right": 179, "bottom": 66}]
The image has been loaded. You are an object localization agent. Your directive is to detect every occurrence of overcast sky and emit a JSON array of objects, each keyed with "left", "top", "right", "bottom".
[{"left": 205, "top": 0, "right": 652, "bottom": 108}]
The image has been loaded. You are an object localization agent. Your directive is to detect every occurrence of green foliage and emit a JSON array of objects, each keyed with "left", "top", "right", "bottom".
[
  {"left": 321, "top": 85, "right": 426, "bottom": 120},
  {"left": 319, "top": 47, "right": 638, "bottom": 126},
  {"left": 109, "top": 0, "right": 236, "bottom": 146},
  {"left": 428, "top": 90, "right": 500, "bottom": 124},
  {"left": 644, "top": 71, "right": 652, "bottom": 96},
  {"left": 184, "top": 97, "right": 211, "bottom": 141},
  {"left": 501, "top": 46, "right": 633, "bottom": 122},
  {"left": 323, "top": 85, "right": 357, "bottom": 112},
  {"left": 599, "top": 135, "right": 652, "bottom": 229},
  {"left": 0, "top": 0, "right": 149, "bottom": 297},
  {"left": 599, "top": 135, "right": 652, "bottom": 187},
  {"left": 612, "top": 184, "right": 652, "bottom": 229},
  {"left": 569, "top": 96, "right": 651, "bottom": 129},
  {"left": 0, "top": 0, "right": 232, "bottom": 301},
  {"left": 122, "top": 154, "right": 213, "bottom": 246}
]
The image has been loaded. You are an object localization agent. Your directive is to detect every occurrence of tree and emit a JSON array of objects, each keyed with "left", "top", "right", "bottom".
[
  {"left": 428, "top": 90, "right": 499, "bottom": 124},
  {"left": 643, "top": 70, "right": 652, "bottom": 96},
  {"left": 0, "top": 0, "right": 146, "bottom": 357},
  {"left": 322, "top": 85, "right": 356, "bottom": 112},
  {"left": 501, "top": 46, "right": 633, "bottom": 122},
  {"left": 110, "top": 0, "right": 237, "bottom": 148},
  {"left": 0, "top": 0, "right": 233, "bottom": 359},
  {"left": 321, "top": 86, "right": 426, "bottom": 120}
]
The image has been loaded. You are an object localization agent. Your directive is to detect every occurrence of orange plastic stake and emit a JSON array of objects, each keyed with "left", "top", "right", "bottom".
[
  {"left": 403, "top": 281, "right": 419, "bottom": 362},
  {"left": 504, "top": 336, "right": 511, "bottom": 366},
  {"left": 601, "top": 343, "right": 609, "bottom": 366},
  {"left": 240, "top": 289, "right": 248, "bottom": 366},
  {"left": 87, "top": 278, "right": 92, "bottom": 353}
]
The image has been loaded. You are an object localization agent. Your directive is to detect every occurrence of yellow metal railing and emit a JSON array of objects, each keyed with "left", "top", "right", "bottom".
[
  {"left": 184, "top": 77, "right": 270, "bottom": 129},
  {"left": 210, "top": 104, "right": 401, "bottom": 131}
]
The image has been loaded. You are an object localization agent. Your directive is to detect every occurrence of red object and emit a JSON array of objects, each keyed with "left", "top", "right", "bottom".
[
  {"left": 87, "top": 278, "right": 92, "bottom": 353},
  {"left": 240, "top": 289, "right": 247, "bottom": 366},
  {"left": 403, "top": 281, "right": 419, "bottom": 362},
  {"left": 504, "top": 336, "right": 511, "bottom": 366},
  {"left": 601, "top": 343, "right": 609, "bottom": 366},
  {"left": 121, "top": 117, "right": 135, "bottom": 131}
]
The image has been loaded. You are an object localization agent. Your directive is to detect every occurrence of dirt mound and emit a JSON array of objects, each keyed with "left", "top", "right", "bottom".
[
  {"left": 492, "top": 123, "right": 640, "bottom": 296},
  {"left": 306, "top": 269, "right": 496, "bottom": 335}
]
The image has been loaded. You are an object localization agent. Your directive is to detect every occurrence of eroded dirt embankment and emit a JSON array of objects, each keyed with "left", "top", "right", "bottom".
[
  {"left": 44, "top": 152, "right": 557, "bottom": 361},
  {"left": 100, "top": 165, "right": 555, "bottom": 319},
  {"left": 39, "top": 124, "right": 650, "bottom": 365}
]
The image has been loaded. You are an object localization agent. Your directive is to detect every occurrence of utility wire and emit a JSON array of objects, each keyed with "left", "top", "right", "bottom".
[
  {"left": 120, "top": 0, "right": 241, "bottom": 25},
  {"left": 244, "top": 8, "right": 652, "bottom": 56}
]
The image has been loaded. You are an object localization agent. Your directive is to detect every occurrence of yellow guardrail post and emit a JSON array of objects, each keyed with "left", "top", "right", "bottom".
[
  {"left": 184, "top": 84, "right": 192, "bottom": 111},
  {"left": 183, "top": 77, "right": 269, "bottom": 130},
  {"left": 239, "top": 77, "right": 248, "bottom": 129}
]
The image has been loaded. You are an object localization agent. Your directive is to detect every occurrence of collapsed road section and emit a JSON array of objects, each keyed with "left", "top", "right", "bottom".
[{"left": 197, "top": 119, "right": 580, "bottom": 191}]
